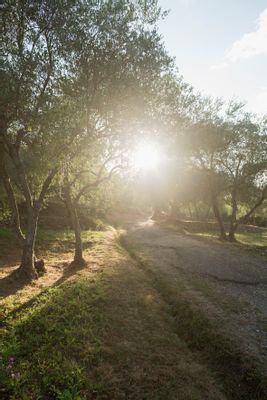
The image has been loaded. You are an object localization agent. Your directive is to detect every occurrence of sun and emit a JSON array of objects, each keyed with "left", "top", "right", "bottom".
[{"left": 133, "top": 143, "right": 161, "bottom": 171}]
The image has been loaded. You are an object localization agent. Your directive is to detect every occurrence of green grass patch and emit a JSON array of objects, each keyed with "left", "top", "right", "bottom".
[
  {"left": 36, "top": 229, "right": 105, "bottom": 242},
  {"left": 193, "top": 230, "right": 267, "bottom": 261},
  {"left": 194, "top": 231, "right": 267, "bottom": 248},
  {"left": 235, "top": 232, "right": 267, "bottom": 247},
  {"left": 0, "top": 227, "right": 105, "bottom": 242},
  {"left": 0, "top": 276, "right": 109, "bottom": 399}
]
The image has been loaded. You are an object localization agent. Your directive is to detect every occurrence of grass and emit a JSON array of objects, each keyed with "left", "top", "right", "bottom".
[
  {"left": 193, "top": 230, "right": 267, "bottom": 247},
  {"left": 0, "top": 228, "right": 228, "bottom": 400},
  {"left": 0, "top": 228, "right": 109, "bottom": 399},
  {"left": 235, "top": 231, "right": 267, "bottom": 247},
  {"left": 0, "top": 227, "right": 105, "bottom": 242},
  {"left": 192, "top": 230, "right": 267, "bottom": 261},
  {"left": 0, "top": 277, "right": 108, "bottom": 399},
  {"left": 0, "top": 227, "right": 105, "bottom": 276}
]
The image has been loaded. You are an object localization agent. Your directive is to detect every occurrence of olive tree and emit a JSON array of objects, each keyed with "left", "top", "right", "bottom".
[
  {"left": 0, "top": 0, "right": 171, "bottom": 280},
  {"left": 218, "top": 114, "right": 267, "bottom": 241}
]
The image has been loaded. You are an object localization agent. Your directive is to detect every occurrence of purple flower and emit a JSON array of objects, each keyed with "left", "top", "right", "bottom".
[{"left": 7, "top": 357, "right": 16, "bottom": 369}]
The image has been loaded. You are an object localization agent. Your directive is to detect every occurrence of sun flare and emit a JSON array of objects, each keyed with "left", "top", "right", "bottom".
[{"left": 133, "top": 143, "right": 161, "bottom": 170}]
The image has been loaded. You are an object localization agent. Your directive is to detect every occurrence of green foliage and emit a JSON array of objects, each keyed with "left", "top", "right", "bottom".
[{"left": 0, "top": 278, "right": 108, "bottom": 399}]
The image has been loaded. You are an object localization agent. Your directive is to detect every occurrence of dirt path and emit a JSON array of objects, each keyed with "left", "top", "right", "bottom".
[{"left": 115, "top": 214, "right": 267, "bottom": 369}]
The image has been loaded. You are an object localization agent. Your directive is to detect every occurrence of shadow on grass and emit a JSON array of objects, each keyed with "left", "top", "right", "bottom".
[
  {"left": 53, "top": 259, "right": 88, "bottom": 287},
  {"left": 0, "top": 259, "right": 89, "bottom": 324},
  {"left": 0, "top": 240, "right": 87, "bottom": 300},
  {"left": 0, "top": 269, "right": 29, "bottom": 299},
  {"left": 0, "top": 275, "right": 108, "bottom": 399}
]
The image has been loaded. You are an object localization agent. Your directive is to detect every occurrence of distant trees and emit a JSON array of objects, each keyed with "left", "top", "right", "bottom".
[
  {"left": 109, "top": 77, "right": 266, "bottom": 241},
  {"left": 217, "top": 112, "right": 267, "bottom": 241},
  {"left": 169, "top": 101, "right": 267, "bottom": 241}
]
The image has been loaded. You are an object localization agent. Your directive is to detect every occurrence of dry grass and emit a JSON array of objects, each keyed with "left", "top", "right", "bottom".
[
  {"left": 0, "top": 228, "right": 229, "bottom": 399},
  {"left": 0, "top": 230, "right": 105, "bottom": 309}
]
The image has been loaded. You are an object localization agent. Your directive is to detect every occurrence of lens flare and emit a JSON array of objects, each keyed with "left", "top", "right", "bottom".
[{"left": 133, "top": 143, "right": 161, "bottom": 170}]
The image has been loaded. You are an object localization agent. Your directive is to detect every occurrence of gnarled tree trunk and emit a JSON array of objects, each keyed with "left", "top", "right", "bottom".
[
  {"left": 1, "top": 169, "right": 25, "bottom": 245},
  {"left": 64, "top": 181, "right": 86, "bottom": 266},
  {"left": 228, "top": 225, "right": 238, "bottom": 242},
  {"left": 19, "top": 209, "right": 39, "bottom": 279}
]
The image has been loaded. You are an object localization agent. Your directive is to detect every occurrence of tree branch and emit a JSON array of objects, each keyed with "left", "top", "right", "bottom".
[
  {"left": 36, "top": 167, "right": 59, "bottom": 209},
  {"left": 75, "top": 165, "right": 122, "bottom": 204},
  {"left": 1, "top": 168, "right": 25, "bottom": 244},
  {"left": 238, "top": 186, "right": 267, "bottom": 224},
  {"left": 8, "top": 145, "right": 33, "bottom": 209}
]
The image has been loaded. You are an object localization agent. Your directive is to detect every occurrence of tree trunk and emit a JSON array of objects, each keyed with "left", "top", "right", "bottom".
[
  {"left": 64, "top": 182, "right": 86, "bottom": 266},
  {"left": 228, "top": 223, "right": 238, "bottom": 242},
  {"left": 211, "top": 194, "right": 227, "bottom": 240},
  {"left": 2, "top": 170, "right": 25, "bottom": 245},
  {"left": 72, "top": 205, "right": 85, "bottom": 265},
  {"left": 228, "top": 187, "right": 238, "bottom": 242},
  {"left": 2, "top": 127, "right": 58, "bottom": 280},
  {"left": 63, "top": 198, "right": 73, "bottom": 229},
  {"left": 19, "top": 209, "right": 39, "bottom": 280}
]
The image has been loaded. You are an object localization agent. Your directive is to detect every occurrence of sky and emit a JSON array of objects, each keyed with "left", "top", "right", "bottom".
[{"left": 157, "top": 0, "right": 267, "bottom": 115}]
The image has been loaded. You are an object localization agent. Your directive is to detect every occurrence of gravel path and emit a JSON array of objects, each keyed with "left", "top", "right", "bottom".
[
  {"left": 125, "top": 218, "right": 267, "bottom": 308},
  {"left": 117, "top": 215, "right": 267, "bottom": 363}
]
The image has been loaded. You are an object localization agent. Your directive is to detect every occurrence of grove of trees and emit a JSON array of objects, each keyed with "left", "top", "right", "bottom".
[{"left": 1, "top": 0, "right": 266, "bottom": 281}]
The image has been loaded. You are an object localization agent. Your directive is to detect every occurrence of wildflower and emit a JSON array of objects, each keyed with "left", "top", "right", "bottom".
[
  {"left": 7, "top": 357, "right": 16, "bottom": 369},
  {"left": 11, "top": 372, "right": 20, "bottom": 380}
]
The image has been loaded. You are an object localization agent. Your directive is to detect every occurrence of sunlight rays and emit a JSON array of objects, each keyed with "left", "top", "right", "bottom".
[{"left": 132, "top": 143, "right": 162, "bottom": 171}]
